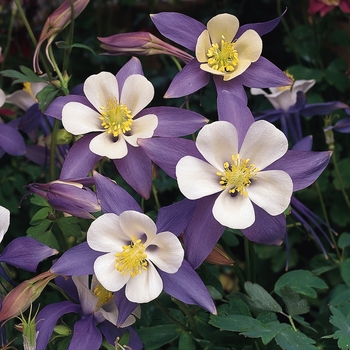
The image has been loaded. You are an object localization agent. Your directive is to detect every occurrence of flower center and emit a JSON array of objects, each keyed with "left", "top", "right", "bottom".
[
  {"left": 278, "top": 71, "right": 295, "bottom": 91},
  {"left": 207, "top": 35, "right": 239, "bottom": 73},
  {"left": 319, "top": 0, "right": 339, "bottom": 5},
  {"left": 93, "top": 283, "right": 113, "bottom": 308},
  {"left": 115, "top": 236, "right": 148, "bottom": 277},
  {"left": 216, "top": 154, "right": 258, "bottom": 196},
  {"left": 23, "top": 82, "right": 37, "bottom": 101},
  {"left": 99, "top": 97, "right": 133, "bottom": 137}
]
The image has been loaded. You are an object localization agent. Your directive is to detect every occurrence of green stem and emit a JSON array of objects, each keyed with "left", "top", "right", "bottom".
[
  {"left": 152, "top": 183, "right": 161, "bottom": 211},
  {"left": 154, "top": 299, "right": 190, "bottom": 332},
  {"left": 332, "top": 152, "right": 350, "bottom": 213},
  {"left": 171, "top": 297, "right": 200, "bottom": 338},
  {"left": 62, "top": 0, "right": 75, "bottom": 73},
  {"left": 48, "top": 45, "right": 66, "bottom": 89},
  {"left": 50, "top": 119, "right": 60, "bottom": 181},
  {"left": 244, "top": 236, "right": 251, "bottom": 281}
]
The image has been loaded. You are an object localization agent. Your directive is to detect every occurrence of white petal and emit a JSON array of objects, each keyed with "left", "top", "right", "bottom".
[
  {"left": 62, "top": 102, "right": 103, "bottom": 135},
  {"left": 72, "top": 275, "right": 97, "bottom": 315},
  {"left": 124, "top": 114, "right": 158, "bottom": 146},
  {"left": 196, "top": 30, "right": 212, "bottom": 63},
  {"left": 98, "top": 300, "right": 119, "bottom": 325},
  {"left": 0, "top": 89, "right": 6, "bottom": 107},
  {"left": 6, "top": 90, "right": 34, "bottom": 110},
  {"left": 176, "top": 156, "right": 222, "bottom": 200},
  {"left": 146, "top": 231, "right": 184, "bottom": 273},
  {"left": 120, "top": 75, "right": 154, "bottom": 116},
  {"left": 125, "top": 262, "right": 163, "bottom": 303},
  {"left": 292, "top": 79, "right": 316, "bottom": 94},
  {"left": 207, "top": 13, "right": 239, "bottom": 44},
  {"left": 0, "top": 206, "right": 10, "bottom": 243},
  {"left": 30, "top": 82, "right": 47, "bottom": 97},
  {"left": 235, "top": 29, "right": 262, "bottom": 63},
  {"left": 89, "top": 132, "right": 128, "bottom": 159},
  {"left": 263, "top": 89, "right": 293, "bottom": 111},
  {"left": 212, "top": 189, "right": 255, "bottom": 229},
  {"left": 119, "top": 211, "right": 157, "bottom": 243},
  {"left": 94, "top": 253, "right": 130, "bottom": 292},
  {"left": 248, "top": 170, "right": 293, "bottom": 215},
  {"left": 84, "top": 72, "right": 120, "bottom": 112},
  {"left": 239, "top": 120, "right": 288, "bottom": 169},
  {"left": 196, "top": 121, "right": 239, "bottom": 170},
  {"left": 87, "top": 213, "right": 128, "bottom": 252}
]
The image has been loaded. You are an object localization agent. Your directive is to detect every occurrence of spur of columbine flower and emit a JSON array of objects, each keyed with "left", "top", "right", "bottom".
[
  {"left": 251, "top": 77, "right": 348, "bottom": 144},
  {"left": 175, "top": 92, "right": 331, "bottom": 268},
  {"left": 308, "top": 0, "right": 350, "bottom": 16},
  {"left": 47, "top": 56, "right": 208, "bottom": 198},
  {"left": 150, "top": 11, "right": 292, "bottom": 100},
  {"left": 35, "top": 274, "right": 141, "bottom": 350},
  {"left": 50, "top": 171, "right": 216, "bottom": 314}
]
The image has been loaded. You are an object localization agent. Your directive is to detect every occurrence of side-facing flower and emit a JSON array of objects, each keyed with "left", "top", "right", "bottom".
[
  {"left": 151, "top": 11, "right": 292, "bottom": 99},
  {"left": 35, "top": 274, "right": 141, "bottom": 350},
  {"left": 87, "top": 210, "right": 184, "bottom": 303},
  {"left": 0, "top": 205, "right": 10, "bottom": 242},
  {"left": 308, "top": 0, "right": 350, "bottom": 16}
]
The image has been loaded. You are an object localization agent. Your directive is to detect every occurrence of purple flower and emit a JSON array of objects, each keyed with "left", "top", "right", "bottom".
[
  {"left": 176, "top": 92, "right": 332, "bottom": 268},
  {"left": 46, "top": 57, "right": 208, "bottom": 198},
  {"left": 150, "top": 11, "right": 292, "bottom": 100}
]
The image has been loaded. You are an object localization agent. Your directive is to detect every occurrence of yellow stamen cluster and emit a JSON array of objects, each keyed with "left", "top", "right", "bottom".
[
  {"left": 278, "top": 71, "right": 295, "bottom": 91},
  {"left": 115, "top": 236, "right": 148, "bottom": 277},
  {"left": 319, "top": 0, "right": 339, "bottom": 5},
  {"left": 216, "top": 154, "right": 258, "bottom": 196},
  {"left": 23, "top": 82, "right": 37, "bottom": 101},
  {"left": 207, "top": 35, "right": 239, "bottom": 73},
  {"left": 93, "top": 283, "right": 113, "bottom": 308},
  {"left": 100, "top": 97, "right": 133, "bottom": 137}
]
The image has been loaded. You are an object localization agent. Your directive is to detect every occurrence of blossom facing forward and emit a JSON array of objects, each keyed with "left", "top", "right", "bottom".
[
  {"left": 62, "top": 71, "right": 157, "bottom": 159},
  {"left": 87, "top": 210, "right": 184, "bottom": 303},
  {"left": 176, "top": 120, "right": 293, "bottom": 229}
]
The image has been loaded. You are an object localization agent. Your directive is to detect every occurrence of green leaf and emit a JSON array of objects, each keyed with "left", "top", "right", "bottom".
[
  {"left": 37, "top": 84, "right": 59, "bottom": 112},
  {"left": 328, "top": 305, "right": 350, "bottom": 350},
  {"left": 274, "top": 327, "right": 319, "bottom": 349},
  {"left": 56, "top": 217, "right": 82, "bottom": 239},
  {"left": 27, "top": 219, "right": 52, "bottom": 236},
  {"left": 178, "top": 332, "right": 196, "bottom": 350},
  {"left": 287, "top": 65, "right": 324, "bottom": 82},
  {"left": 27, "top": 229, "right": 59, "bottom": 250},
  {"left": 244, "top": 281, "right": 282, "bottom": 313},
  {"left": 280, "top": 286, "right": 309, "bottom": 316},
  {"left": 274, "top": 270, "right": 328, "bottom": 298},
  {"left": 341, "top": 259, "right": 350, "bottom": 288},
  {"left": 325, "top": 59, "right": 349, "bottom": 92},
  {"left": 228, "top": 298, "right": 252, "bottom": 317},
  {"left": 339, "top": 233, "right": 350, "bottom": 249},
  {"left": 0, "top": 66, "right": 46, "bottom": 84},
  {"left": 136, "top": 324, "right": 181, "bottom": 350},
  {"left": 30, "top": 194, "right": 50, "bottom": 207},
  {"left": 55, "top": 41, "right": 96, "bottom": 55},
  {"left": 30, "top": 207, "right": 51, "bottom": 225},
  {"left": 195, "top": 339, "right": 229, "bottom": 350}
]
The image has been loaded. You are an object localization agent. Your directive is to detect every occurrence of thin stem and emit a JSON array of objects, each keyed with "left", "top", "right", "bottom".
[
  {"left": 171, "top": 297, "right": 200, "bottom": 338},
  {"left": 153, "top": 299, "right": 190, "bottom": 332},
  {"left": 152, "top": 183, "right": 161, "bottom": 211},
  {"left": 244, "top": 236, "right": 251, "bottom": 281},
  {"left": 48, "top": 46, "right": 66, "bottom": 88}
]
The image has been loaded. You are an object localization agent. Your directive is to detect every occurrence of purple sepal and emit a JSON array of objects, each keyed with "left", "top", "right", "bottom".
[
  {"left": 0, "top": 123, "right": 26, "bottom": 156},
  {"left": 328, "top": 117, "right": 350, "bottom": 133},
  {"left": 266, "top": 150, "right": 331, "bottom": 191},
  {"left": 0, "top": 237, "right": 57, "bottom": 272},
  {"left": 164, "top": 59, "right": 210, "bottom": 98},
  {"left": 151, "top": 12, "right": 206, "bottom": 51},
  {"left": 240, "top": 57, "right": 293, "bottom": 88},
  {"left": 242, "top": 204, "right": 286, "bottom": 245},
  {"left": 292, "top": 135, "right": 313, "bottom": 151},
  {"left": 217, "top": 91, "right": 254, "bottom": 147},
  {"left": 138, "top": 106, "right": 208, "bottom": 137},
  {"left": 159, "top": 259, "right": 216, "bottom": 314},
  {"left": 138, "top": 137, "right": 201, "bottom": 179},
  {"left": 69, "top": 315, "right": 102, "bottom": 350},
  {"left": 60, "top": 133, "right": 102, "bottom": 180},
  {"left": 36, "top": 301, "right": 81, "bottom": 350},
  {"left": 114, "top": 287, "right": 139, "bottom": 327},
  {"left": 183, "top": 195, "right": 225, "bottom": 269},
  {"left": 113, "top": 145, "right": 152, "bottom": 199},
  {"left": 93, "top": 171, "right": 142, "bottom": 214},
  {"left": 54, "top": 275, "right": 79, "bottom": 302},
  {"left": 156, "top": 198, "right": 196, "bottom": 236},
  {"left": 301, "top": 101, "right": 349, "bottom": 117},
  {"left": 116, "top": 57, "right": 144, "bottom": 94},
  {"left": 236, "top": 9, "right": 287, "bottom": 38},
  {"left": 45, "top": 95, "right": 93, "bottom": 120},
  {"left": 254, "top": 109, "right": 282, "bottom": 123},
  {"left": 214, "top": 75, "right": 248, "bottom": 104},
  {"left": 25, "top": 145, "right": 49, "bottom": 165},
  {"left": 51, "top": 242, "right": 103, "bottom": 276},
  {"left": 18, "top": 104, "right": 44, "bottom": 140}
]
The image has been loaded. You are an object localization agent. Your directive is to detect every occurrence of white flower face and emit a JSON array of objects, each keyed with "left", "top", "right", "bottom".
[
  {"left": 87, "top": 211, "right": 184, "bottom": 303},
  {"left": 195, "top": 14, "right": 262, "bottom": 81},
  {"left": 62, "top": 72, "right": 158, "bottom": 159},
  {"left": 176, "top": 120, "right": 293, "bottom": 229}
]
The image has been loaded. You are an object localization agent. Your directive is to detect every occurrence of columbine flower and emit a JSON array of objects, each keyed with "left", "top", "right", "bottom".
[
  {"left": 177, "top": 120, "right": 293, "bottom": 230},
  {"left": 176, "top": 92, "right": 331, "bottom": 268},
  {"left": 151, "top": 12, "right": 292, "bottom": 99},
  {"left": 0, "top": 205, "right": 10, "bottom": 242},
  {"left": 98, "top": 31, "right": 193, "bottom": 63},
  {"left": 87, "top": 210, "right": 184, "bottom": 303},
  {"left": 62, "top": 71, "right": 157, "bottom": 159},
  {"left": 36, "top": 274, "right": 141, "bottom": 350},
  {"left": 308, "top": 0, "right": 350, "bottom": 16}
]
